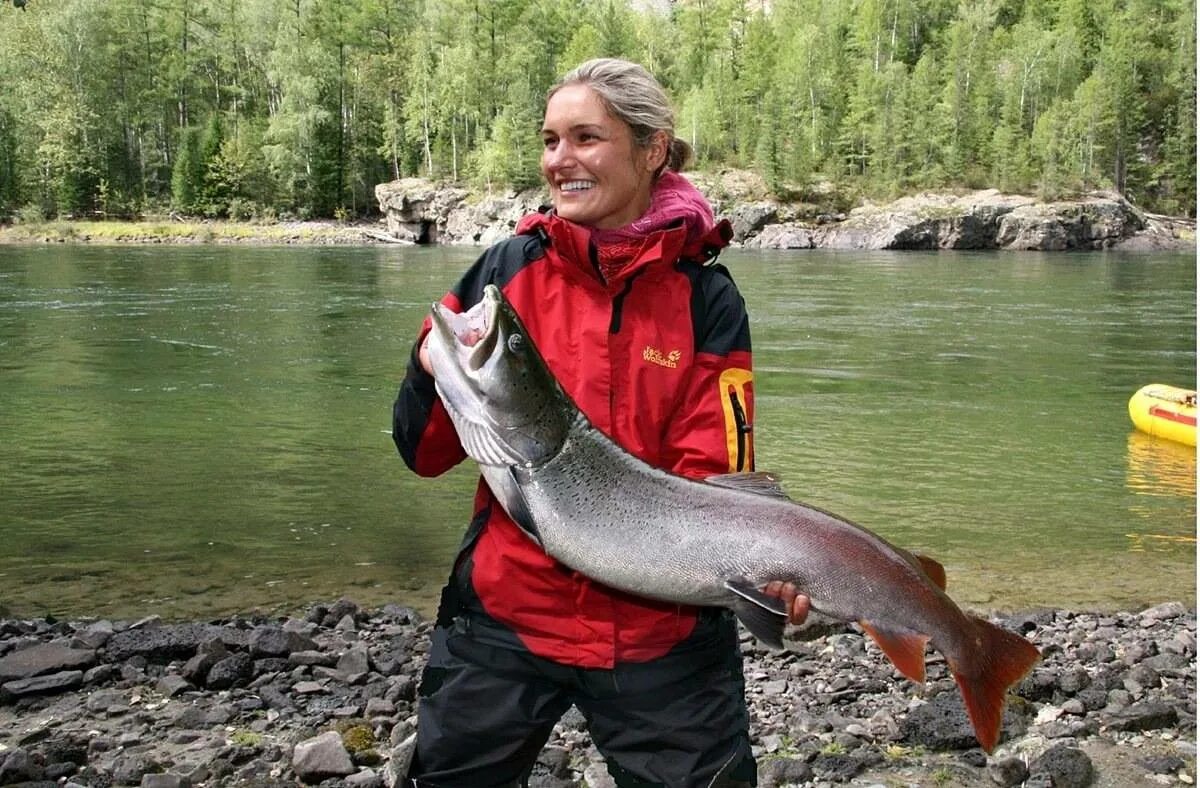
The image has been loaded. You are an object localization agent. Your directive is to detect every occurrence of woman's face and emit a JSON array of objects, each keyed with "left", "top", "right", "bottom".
[{"left": 540, "top": 84, "right": 665, "bottom": 230}]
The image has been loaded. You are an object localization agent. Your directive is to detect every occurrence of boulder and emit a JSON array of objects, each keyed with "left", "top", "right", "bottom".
[
  {"left": 373, "top": 178, "right": 470, "bottom": 243},
  {"left": 292, "top": 730, "right": 356, "bottom": 783},
  {"left": 0, "top": 642, "right": 96, "bottom": 681}
]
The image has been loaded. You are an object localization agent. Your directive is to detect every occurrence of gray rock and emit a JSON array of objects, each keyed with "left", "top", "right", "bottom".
[
  {"left": 1139, "top": 754, "right": 1186, "bottom": 774},
  {"left": 289, "top": 650, "right": 338, "bottom": 667},
  {"left": 1104, "top": 699, "right": 1179, "bottom": 732},
  {"left": 345, "top": 769, "right": 382, "bottom": 788},
  {"left": 337, "top": 644, "right": 372, "bottom": 677},
  {"left": 292, "top": 730, "right": 356, "bottom": 783},
  {"left": 0, "top": 642, "right": 96, "bottom": 681},
  {"left": 0, "top": 747, "right": 45, "bottom": 783},
  {"left": 812, "top": 751, "right": 870, "bottom": 781},
  {"left": 383, "top": 732, "right": 417, "bottom": 787},
  {"left": 86, "top": 688, "right": 129, "bottom": 713},
  {"left": 250, "top": 625, "right": 316, "bottom": 657},
  {"left": 759, "top": 756, "right": 814, "bottom": 787},
  {"left": 105, "top": 624, "right": 242, "bottom": 662},
  {"left": 140, "top": 774, "right": 192, "bottom": 788},
  {"left": 744, "top": 223, "right": 815, "bottom": 249},
  {"left": 1141, "top": 601, "right": 1188, "bottom": 622},
  {"left": 1027, "top": 744, "right": 1093, "bottom": 788},
  {"left": 535, "top": 745, "right": 572, "bottom": 778},
  {"left": 1, "top": 669, "right": 83, "bottom": 700},
  {"left": 181, "top": 651, "right": 221, "bottom": 684},
  {"left": 76, "top": 620, "right": 115, "bottom": 648},
  {"left": 205, "top": 653, "right": 253, "bottom": 690},
  {"left": 112, "top": 752, "right": 163, "bottom": 786},
  {"left": 987, "top": 755, "right": 1029, "bottom": 786},
  {"left": 1057, "top": 666, "right": 1092, "bottom": 695},
  {"left": 726, "top": 202, "right": 779, "bottom": 243},
  {"left": 157, "top": 675, "right": 192, "bottom": 697},
  {"left": 380, "top": 605, "right": 422, "bottom": 625},
  {"left": 901, "top": 691, "right": 983, "bottom": 751}
]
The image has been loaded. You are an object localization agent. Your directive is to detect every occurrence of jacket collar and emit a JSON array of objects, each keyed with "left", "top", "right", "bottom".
[{"left": 515, "top": 211, "right": 732, "bottom": 288}]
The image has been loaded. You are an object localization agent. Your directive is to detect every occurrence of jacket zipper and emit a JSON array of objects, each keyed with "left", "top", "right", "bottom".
[
  {"left": 727, "top": 388, "right": 753, "bottom": 472},
  {"left": 608, "top": 277, "right": 637, "bottom": 419}
]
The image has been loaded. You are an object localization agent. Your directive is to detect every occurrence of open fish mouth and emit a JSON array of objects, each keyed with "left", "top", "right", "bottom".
[{"left": 430, "top": 287, "right": 500, "bottom": 373}]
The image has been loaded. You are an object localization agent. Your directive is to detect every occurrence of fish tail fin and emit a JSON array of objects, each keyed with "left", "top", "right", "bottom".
[
  {"left": 949, "top": 616, "right": 1041, "bottom": 753},
  {"left": 859, "top": 621, "right": 930, "bottom": 683}
]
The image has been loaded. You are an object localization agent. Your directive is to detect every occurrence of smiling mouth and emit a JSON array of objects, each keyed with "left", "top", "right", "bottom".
[{"left": 559, "top": 180, "right": 595, "bottom": 193}]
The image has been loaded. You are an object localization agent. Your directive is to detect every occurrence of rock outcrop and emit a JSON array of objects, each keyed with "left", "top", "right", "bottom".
[{"left": 374, "top": 175, "right": 1194, "bottom": 251}]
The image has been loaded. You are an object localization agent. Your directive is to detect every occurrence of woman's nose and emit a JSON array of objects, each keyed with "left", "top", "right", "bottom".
[{"left": 543, "top": 140, "right": 574, "bottom": 171}]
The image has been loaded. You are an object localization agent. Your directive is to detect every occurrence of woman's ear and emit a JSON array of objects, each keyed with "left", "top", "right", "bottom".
[{"left": 644, "top": 130, "right": 669, "bottom": 174}]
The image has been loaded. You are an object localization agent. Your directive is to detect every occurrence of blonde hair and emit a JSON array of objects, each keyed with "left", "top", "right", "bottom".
[{"left": 549, "top": 58, "right": 692, "bottom": 174}]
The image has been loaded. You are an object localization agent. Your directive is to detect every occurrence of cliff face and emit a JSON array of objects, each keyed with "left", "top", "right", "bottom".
[{"left": 374, "top": 176, "right": 1194, "bottom": 251}]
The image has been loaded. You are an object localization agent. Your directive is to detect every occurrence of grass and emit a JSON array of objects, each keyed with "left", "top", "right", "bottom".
[{"left": 0, "top": 218, "right": 363, "bottom": 245}]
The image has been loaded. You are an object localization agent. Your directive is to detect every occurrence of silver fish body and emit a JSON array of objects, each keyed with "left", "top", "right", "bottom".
[{"left": 425, "top": 284, "right": 1039, "bottom": 752}]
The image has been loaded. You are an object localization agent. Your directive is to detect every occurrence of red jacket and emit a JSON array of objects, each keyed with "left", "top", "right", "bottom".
[{"left": 393, "top": 208, "right": 754, "bottom": 669}]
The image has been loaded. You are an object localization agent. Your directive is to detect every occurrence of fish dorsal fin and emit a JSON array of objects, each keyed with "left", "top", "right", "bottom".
[
  {"left": 858, "top": 620, "right": 929, "bottom": 683},
  {"left": 894, "top": 547, "right": 948, "bottom": 591},
  {"left": 724, "top": 579, "right": 788, "bottom": 649},
  {"left": 705, "top": 472, "right": 790, "bottom": 499},
  {"left": 914, "top": 553, "right": 947, "bottom": 590}
]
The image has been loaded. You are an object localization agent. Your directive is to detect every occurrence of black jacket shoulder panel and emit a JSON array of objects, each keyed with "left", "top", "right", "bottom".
[
  {"left": 681, "top": 261, "right": 752, "bottom": 357},
  {"left": 452, "top": 233, "right": 548, "bottom": 307},
  {"left": 392, "top": 232, "right": 547, "bottom": 470}
]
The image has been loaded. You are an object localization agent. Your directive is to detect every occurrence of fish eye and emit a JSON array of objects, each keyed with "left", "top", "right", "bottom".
[{"left": 507, "top": 334, "right": 525, "bottom": 354}]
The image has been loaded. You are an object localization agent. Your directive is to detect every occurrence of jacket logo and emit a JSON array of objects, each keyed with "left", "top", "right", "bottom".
[{"left": 643, "top": 346, "right": 682, "bottom": 369}]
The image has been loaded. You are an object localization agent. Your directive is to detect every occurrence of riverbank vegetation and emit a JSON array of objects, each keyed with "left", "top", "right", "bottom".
[{"left": 0, "top": 0, "right": 1194, "bottom": 223}]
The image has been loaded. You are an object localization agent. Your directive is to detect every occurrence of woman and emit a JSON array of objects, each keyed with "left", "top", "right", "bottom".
[{"left": 393, "top": 58, "right": 808, "bottom": 788}]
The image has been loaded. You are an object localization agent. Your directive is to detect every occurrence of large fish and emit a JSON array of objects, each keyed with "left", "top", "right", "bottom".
[{"left": 424, "top": 284, "right": 1040, "bottom": 753}]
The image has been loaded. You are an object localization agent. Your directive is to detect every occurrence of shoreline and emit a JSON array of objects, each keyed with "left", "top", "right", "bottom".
[
  {"left": 0, "top": 219, "right": 396, "bottom": 247},
  {"left": 1, "top": 193, "right": 1195, "bottom": 253},
  {"left": 0, "top": 599, "right": 1194, "bottom": 787}
]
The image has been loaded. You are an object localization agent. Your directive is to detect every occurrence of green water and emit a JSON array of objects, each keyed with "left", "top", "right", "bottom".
[{"left": 0, "top": 245, "right": 1194, "bottom": 620}]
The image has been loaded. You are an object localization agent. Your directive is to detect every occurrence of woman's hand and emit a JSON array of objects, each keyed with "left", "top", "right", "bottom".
[
  {"left": 761, "top": 581, "right": 810, "bottom": 625},
  {"left": 418, "top": 334, "right": 434, "bottom": 375}
]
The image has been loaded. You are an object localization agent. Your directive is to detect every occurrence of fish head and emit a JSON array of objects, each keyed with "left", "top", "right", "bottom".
[{"left": 427, "top": 284, "right": 573, "bottom": 468}]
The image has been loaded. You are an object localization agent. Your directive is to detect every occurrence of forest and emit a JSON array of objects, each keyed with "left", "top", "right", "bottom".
[{"left": 0, "top": 0, "right": 1194, "bottom": 221}]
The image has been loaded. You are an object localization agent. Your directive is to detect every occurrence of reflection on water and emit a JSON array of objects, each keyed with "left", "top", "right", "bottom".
[
  {"left": 1125, "top": 430, "right": 1197, "bottom": 553},
  {"left": 0, "top": 245, "right": 1194, "bottom": 619},
  {"left": 1127, "top": 430, "right": 1197, "bottom": 498}
]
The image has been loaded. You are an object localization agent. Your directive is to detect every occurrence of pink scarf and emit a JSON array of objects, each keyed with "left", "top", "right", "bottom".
[{"left": 590, "top": 171, "right": 715, "bottom": 281}]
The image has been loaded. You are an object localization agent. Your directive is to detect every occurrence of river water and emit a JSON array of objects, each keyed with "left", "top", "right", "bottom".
[{"left": 0, "top": 244, "right": 1194, "bottom": 620}]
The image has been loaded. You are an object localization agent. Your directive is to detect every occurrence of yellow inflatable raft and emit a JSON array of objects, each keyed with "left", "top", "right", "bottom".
[{"left": 1128, "top": 384, "right": 1197, "bottom": 447}]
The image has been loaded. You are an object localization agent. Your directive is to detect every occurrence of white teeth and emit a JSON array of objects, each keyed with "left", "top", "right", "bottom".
[{"left": 560, "top": 180, "right": 594, "bottom": 192}]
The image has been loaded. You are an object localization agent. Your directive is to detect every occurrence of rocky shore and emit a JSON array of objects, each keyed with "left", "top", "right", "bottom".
[
  {"left": 0, "top": 600, "right": 1194, "bottom": 788},
  {"left": 1, "top": 171, "right": 1193, "bottom": 252},
  {"left": 374, "top": 172, "right": 1196, "bottom": 252}
]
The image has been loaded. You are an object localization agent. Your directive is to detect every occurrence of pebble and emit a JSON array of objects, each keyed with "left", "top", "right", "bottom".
[{"left": 0, "top": 600, "right": 1193, "bottom": 786}]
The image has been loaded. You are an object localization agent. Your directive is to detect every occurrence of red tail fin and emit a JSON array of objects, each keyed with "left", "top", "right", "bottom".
[{"left": 949, "top": 617, "right": 1041, "bottom": 752}]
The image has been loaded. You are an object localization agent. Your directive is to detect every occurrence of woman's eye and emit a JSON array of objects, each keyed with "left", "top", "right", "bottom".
[{"left": 542, "top": 137, "right": 557, "bottom": 149}]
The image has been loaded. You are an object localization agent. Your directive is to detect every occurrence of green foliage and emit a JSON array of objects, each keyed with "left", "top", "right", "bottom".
[
  {"left": 171, "top": 126, "right": 203, "bottom": 214},
  {"left": 0, "top": 0, "right": 1191, "bottom": 217}
]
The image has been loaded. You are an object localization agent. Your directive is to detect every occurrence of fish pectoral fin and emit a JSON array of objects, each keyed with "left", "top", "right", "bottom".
[
  {"left": 724, "top": 579, "right": 788, "bottom": 649},
  {"left": 705, "top": 472, "right": 791, "bottom": 499},
  {"left": 858, "top": 620, "right": 930, "bottom": 683},
  {"left": 502, "top": 467, "right": 541, "bottom": 545}
]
